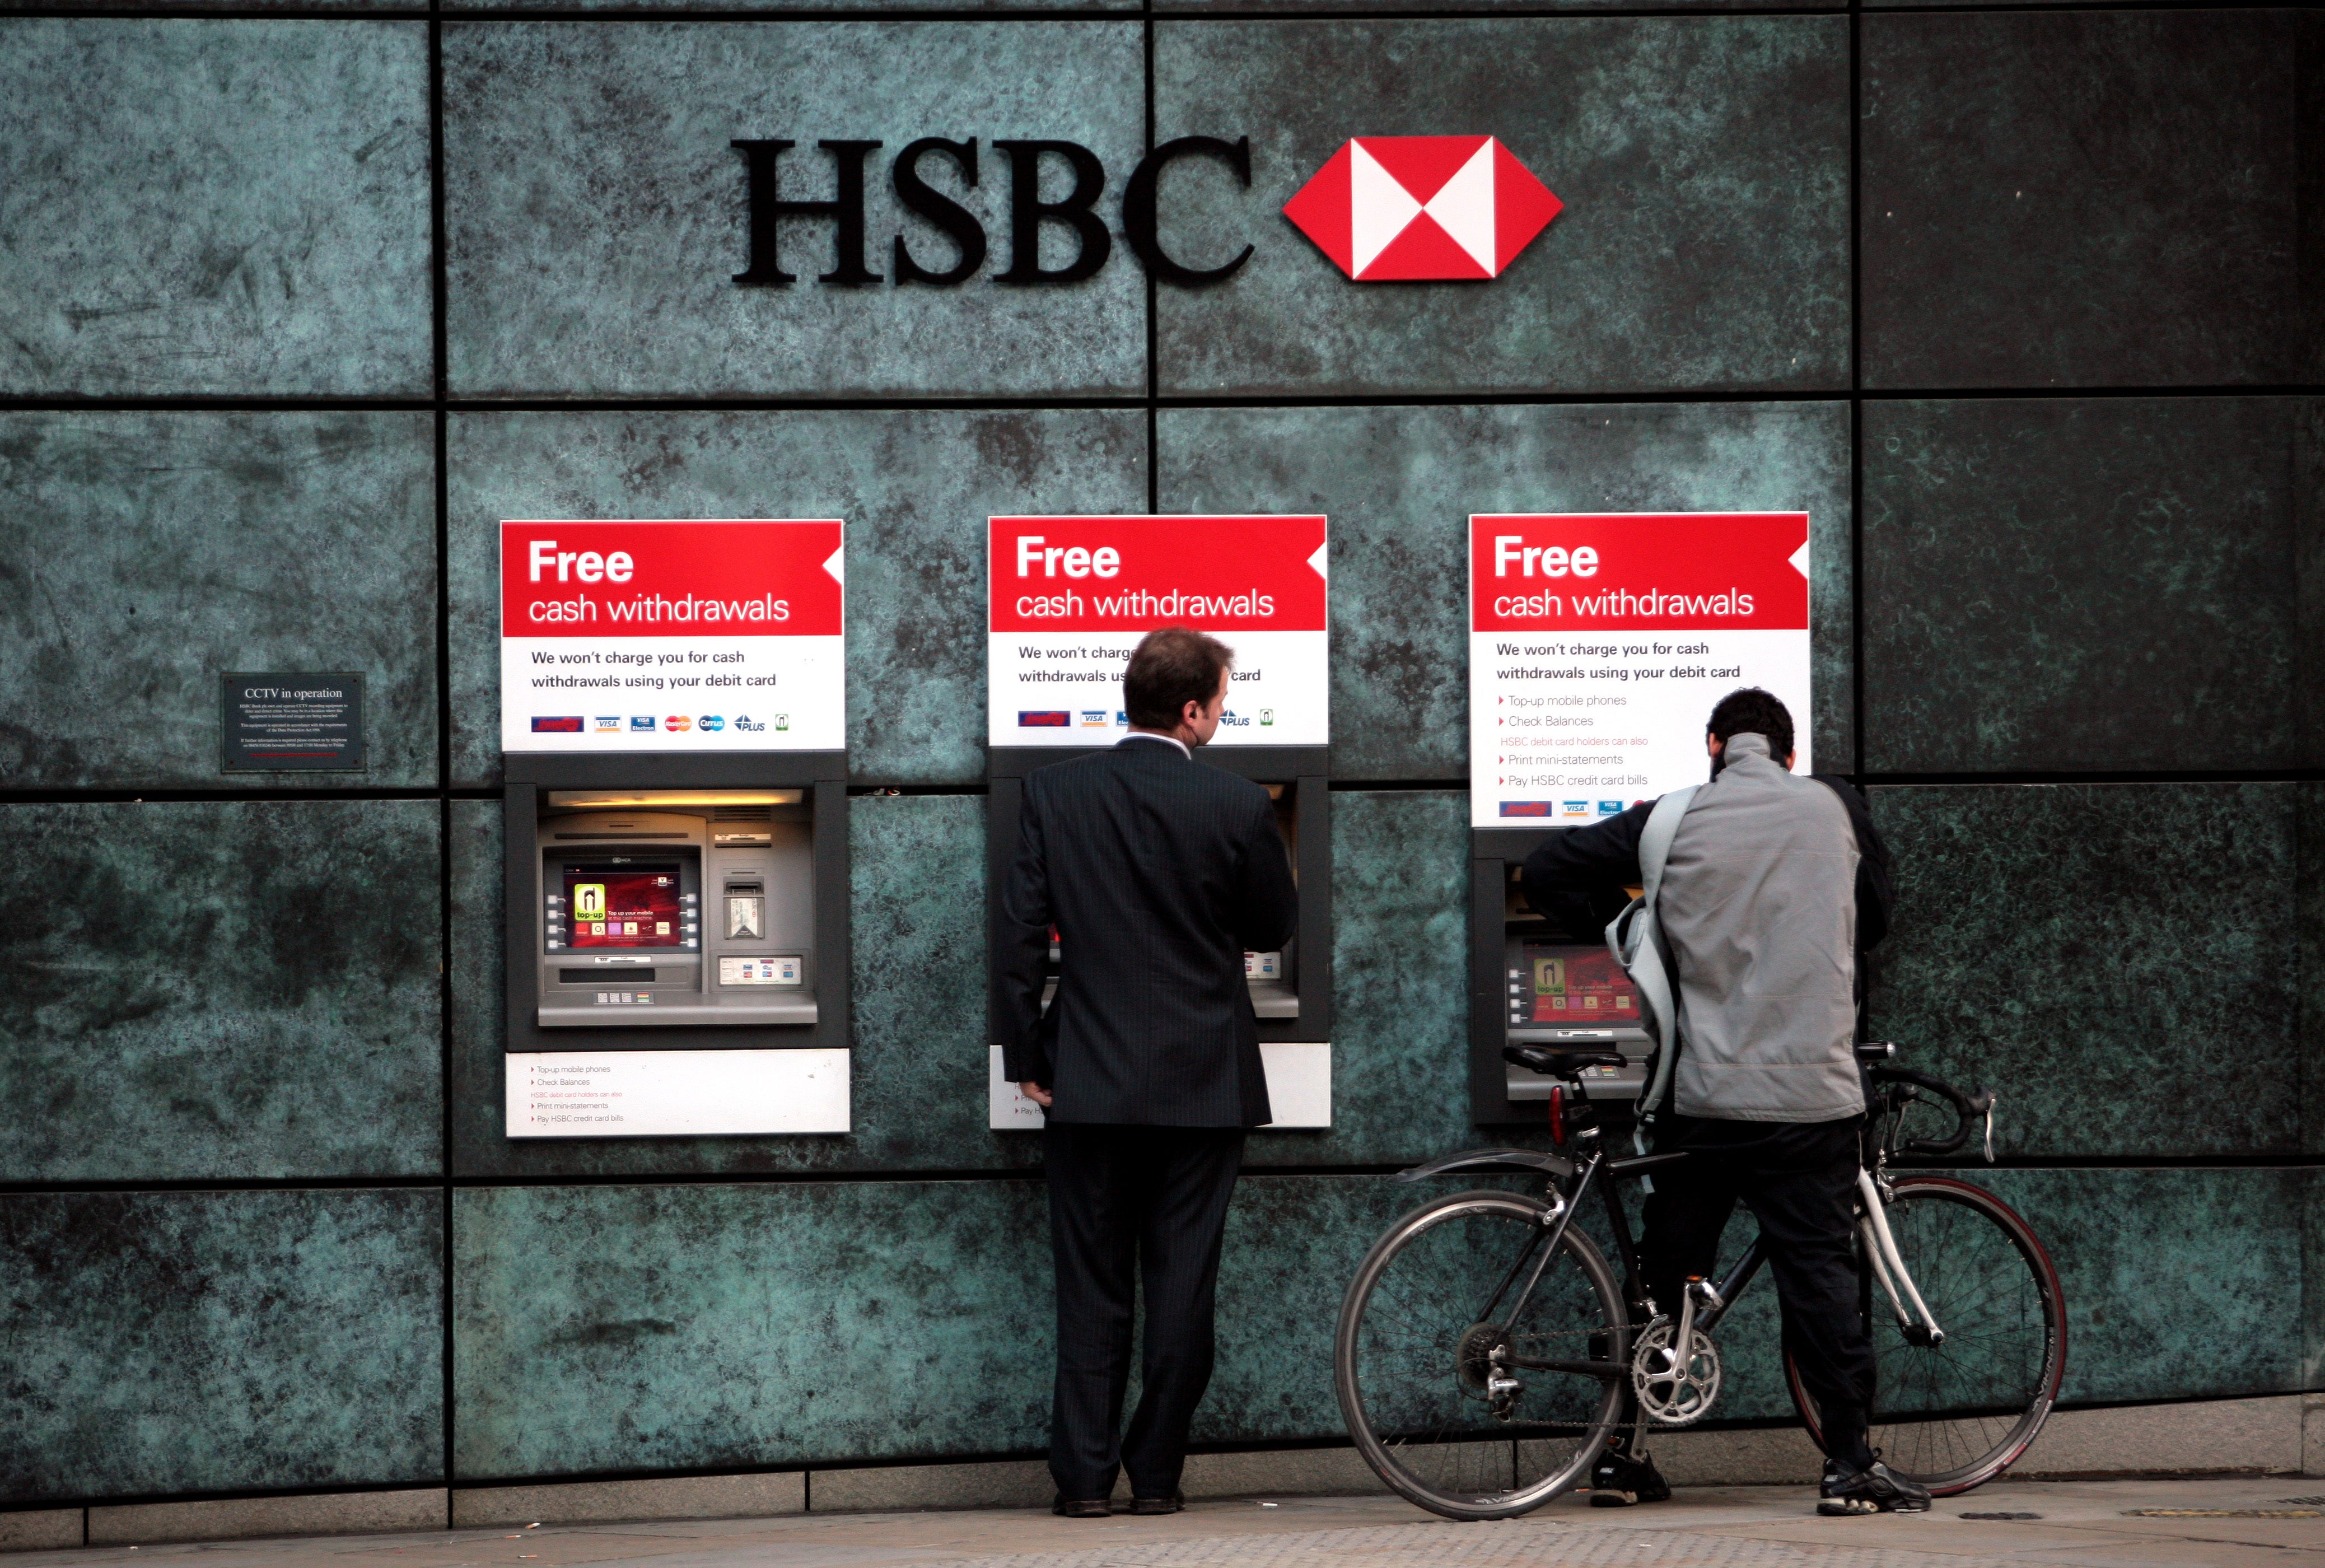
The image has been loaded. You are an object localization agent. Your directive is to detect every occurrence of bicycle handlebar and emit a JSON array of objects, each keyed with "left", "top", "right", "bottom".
[{"left": 1871, "top": 1065, "right": 1997, "bottom": 1159}]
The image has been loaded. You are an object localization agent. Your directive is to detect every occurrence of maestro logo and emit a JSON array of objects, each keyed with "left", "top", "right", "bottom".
[
  {"left": 1284, "top": 137, "right": 1561, "bottom": 281},
  {"left": 727, "top": 133, "right": 1559, "bottom": 290}
]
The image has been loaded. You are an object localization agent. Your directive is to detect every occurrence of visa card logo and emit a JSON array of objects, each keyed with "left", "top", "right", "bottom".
[
  {"left": 1598, "top": 800, "right": 1623, "bottom": 815},
  {"left": 1562, "top": 800, "right": 1590, "bottom": 817},
  {"left": 629, "top": 716, "right": 656, "bottom": 732},
  {"left": 531, "top": 716, "right": 583, "bottom": 733},
  {"left": 1019, "top": 711, "right": 1071, "bottom": 727},
  {"left": 1078, "top": 710, "right": 1110, "bottom": 728},
  {"left": 594, "top": 716, "right": 621, "bottom": 732}
]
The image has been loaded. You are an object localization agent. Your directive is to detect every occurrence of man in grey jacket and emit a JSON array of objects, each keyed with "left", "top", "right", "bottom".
[{"left": 1522, "top": 688, "right": 1922, "bottom": 1516}]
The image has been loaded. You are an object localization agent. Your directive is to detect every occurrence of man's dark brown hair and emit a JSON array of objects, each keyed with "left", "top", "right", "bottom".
[{"left": 1123, "top": 627, "right": 1233, "bottom": 730}]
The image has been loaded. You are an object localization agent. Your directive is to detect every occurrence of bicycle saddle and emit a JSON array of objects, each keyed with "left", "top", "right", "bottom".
[{"left": 1502, "top": 1043, "right": 1626, "bottom": 1076}]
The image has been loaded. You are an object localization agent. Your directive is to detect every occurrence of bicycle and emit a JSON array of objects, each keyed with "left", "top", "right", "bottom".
[{"left": 1333, "top": 1042, "right": 2067, "bottom": 1521}]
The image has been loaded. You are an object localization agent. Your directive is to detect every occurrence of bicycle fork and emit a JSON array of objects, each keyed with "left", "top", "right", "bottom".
[{"left": 1857, "top": 1170, "right": 1944, "bottom": 1347}]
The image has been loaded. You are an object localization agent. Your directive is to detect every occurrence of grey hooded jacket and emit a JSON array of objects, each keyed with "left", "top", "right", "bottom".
[{"left": 1520, "top": 732, "right": 1894, "bottom": 1123}]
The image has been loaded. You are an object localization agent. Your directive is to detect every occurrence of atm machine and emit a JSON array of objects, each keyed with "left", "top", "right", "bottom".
[
  {"left": 505, "top": 764, "right": 847, "bottom": 1051},
  {"left": 986, "top": 745, "right": 1330, "bottom": 1127},
  {"left": 497, "top": 516, "right": 849, "bottom": 1137},
  {"left": 1469, "top": 830, "right": 1652, "bottom": 1126}
]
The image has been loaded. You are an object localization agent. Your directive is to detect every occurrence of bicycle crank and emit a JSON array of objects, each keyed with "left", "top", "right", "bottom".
[{"left": 1631, "top": 1315, "right": 1722, "bottom": 1427}]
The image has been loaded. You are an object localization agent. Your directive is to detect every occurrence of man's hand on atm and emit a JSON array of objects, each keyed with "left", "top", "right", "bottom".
[{"left": 1020, "top": 1080, "right": 1054, "bottom": 1108}]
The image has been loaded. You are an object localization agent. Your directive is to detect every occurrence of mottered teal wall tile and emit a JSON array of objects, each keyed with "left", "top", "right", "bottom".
[
  {"left": 446, "top": 410, "right": 1145, "bottom": 788},
  {"left": 0, "top": 1189, "right": 443, "bottom": 1503},
  {"left": 0, "top": 20, "right": 430, "bottom": 395},
  {"left": 451, "top": 1180, "right": 1049, "bottom": 1479},
  {"left": 1861, "top": 11, "right": 2306, "bottom": 386},
  {"left": 1246, "top": 790, "right": 1479, "bottom": 1167},
  {"left": 1862, "top": 399, "right": 2302, "bottom": 775},
  {"left": 1868, "top": 783, "right": 2297, "bottom": 1159},
  {"left": 442, "top": 23, "right": 1145, "bottom": 398},
  {"left": 1, "top": 801, "right": 442, "bottom": 1184},
  {"left": 1159, "top": 403, "right": 1852, "bottom": 781},
  {"left": 2303, "top": 785, "right": 2325, "bottom": 1158},
  {"left": 0, "top": 412, "right": 437, "bottom": 790},
  {"left": 453, "top": 795, "right": 1031, "bottom": 1178},
  {"left": 1152, "top": 18, "right": 1848, "bottom": 397}
]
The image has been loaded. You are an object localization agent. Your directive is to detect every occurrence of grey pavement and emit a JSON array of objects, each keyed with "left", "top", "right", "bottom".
[{"left": 11, "top": 1478, "right": 2323, "bottom": 1568}]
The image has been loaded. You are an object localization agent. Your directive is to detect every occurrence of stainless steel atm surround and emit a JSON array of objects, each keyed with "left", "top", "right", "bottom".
[{"left": 503, "top": 753, "right": 849, "bottom": 1057}]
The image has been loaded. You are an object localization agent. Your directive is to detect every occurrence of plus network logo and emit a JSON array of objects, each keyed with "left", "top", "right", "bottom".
[{"left": 1284, "top": 136, "right": 1561, "bottom": 282}]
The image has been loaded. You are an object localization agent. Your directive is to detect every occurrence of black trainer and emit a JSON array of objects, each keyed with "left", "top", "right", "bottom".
[
  {"left": 1817, "top": 1457, "right": 1931, "bottom": 1515},
  {"left": 1588, "top": 1449, "right": 1671, "bottom": 1508}
]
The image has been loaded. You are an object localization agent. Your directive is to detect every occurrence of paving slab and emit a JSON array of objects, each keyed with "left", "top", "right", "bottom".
[{"left": 6, "top": 1478, "right": 2317, "bottom": 1568}]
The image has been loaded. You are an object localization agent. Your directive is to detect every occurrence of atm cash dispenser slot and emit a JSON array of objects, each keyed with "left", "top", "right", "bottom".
[
  {"left": 1472, "top": 851, "right": 1652, "bottom": 1123},
  {"left": 517, "top": 788, "right": 826, "bottom": 1035}
]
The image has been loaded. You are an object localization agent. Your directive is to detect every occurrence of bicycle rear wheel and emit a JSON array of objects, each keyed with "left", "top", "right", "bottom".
[
  {"left": 1786, "top": 1175, "right": 2066, "bottom": 1494},
  {"left": 1335, "top": 1188, "right": 1627, "bottom": 1520}
]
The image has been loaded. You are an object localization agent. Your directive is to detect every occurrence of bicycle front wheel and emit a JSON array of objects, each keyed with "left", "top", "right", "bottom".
[
  {"left": 1787, "top": 1175, "right": 2067, "bottom": 1494},
  {"left": 1335, "top": 1188, "right": 1627, "bottom": 1520}
]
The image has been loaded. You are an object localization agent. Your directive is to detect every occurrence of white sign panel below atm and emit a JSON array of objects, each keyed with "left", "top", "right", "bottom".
[
  {"left": 1468, "top": 513, "right": 1811, "bottom": 829},
  {"left": 986, "top": 1043, "right": 1329, "bottom": 1130},
  {"left": 499, "top": 519, "right": 844, "bottom": 755},
  {"left": 987, "top": 515, "right": 1329, "bottom": 748},
  {"left": 508, "top": 1048, "right": 849, "bottom": 1136}
]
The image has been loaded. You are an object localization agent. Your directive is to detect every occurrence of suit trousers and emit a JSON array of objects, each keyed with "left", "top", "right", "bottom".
[
  {"left": 1043, "top": 1122, "right": 1245, "bottom": 1501},
  {"left": 1623, "top": 1114, "right": 1877, "bottom": 1467}
]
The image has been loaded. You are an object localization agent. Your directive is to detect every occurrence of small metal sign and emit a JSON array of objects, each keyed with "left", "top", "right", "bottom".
[{"left": 221, "top": 673, "right": 366, "bottom": 772}]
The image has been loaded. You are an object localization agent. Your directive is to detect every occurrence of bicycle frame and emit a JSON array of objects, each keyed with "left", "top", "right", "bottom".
[{"left": 1486, "top": 1137, "right": 1949, "bottom": 1387}]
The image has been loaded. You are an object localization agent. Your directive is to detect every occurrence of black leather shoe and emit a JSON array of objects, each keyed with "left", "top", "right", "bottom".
[
  {"left": 1817, "top": 1457, "right": 1931, "bottom": 1516},
  {"left": 1052, "top": 1496, "right": 1111, "bottom": 1519},
  {"left": 1129, "top": 1494, "right": 1184, "bottom": 1515},
  {"left": 1588, "top": 1449, "right": 1671, "bottom": 1508}
]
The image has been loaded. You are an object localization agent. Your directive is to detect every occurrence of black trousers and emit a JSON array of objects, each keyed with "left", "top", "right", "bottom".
[
  {"left": 1619, "top": 1114, "right": 1877, "bottom": 1466},
  {"left": 1043, "top": 1122, "right": 1245, "bottom": 1501}
]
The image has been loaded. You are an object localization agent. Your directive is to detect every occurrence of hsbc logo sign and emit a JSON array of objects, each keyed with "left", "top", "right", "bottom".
[
  {"left": 730, "top": 133, "right": 1560, "bottom": 290},
  {"left": 1283, "top": 137, "right": 1561, "bottom": 282}
]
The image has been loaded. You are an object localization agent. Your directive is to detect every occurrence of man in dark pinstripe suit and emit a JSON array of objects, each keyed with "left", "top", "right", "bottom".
[{"left": 999, "top": 627, "right": 1299, "bottom": 1519}]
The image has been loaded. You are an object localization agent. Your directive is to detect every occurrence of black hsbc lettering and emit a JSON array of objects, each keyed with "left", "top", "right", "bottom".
[{"left": 732, "top": 136, "right": 1254, "bottom": 289}]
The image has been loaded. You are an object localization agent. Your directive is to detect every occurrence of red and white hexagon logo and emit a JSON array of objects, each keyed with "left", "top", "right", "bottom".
[{"left": 1283, "top": 136, "right": 1562, "bottom": 282}]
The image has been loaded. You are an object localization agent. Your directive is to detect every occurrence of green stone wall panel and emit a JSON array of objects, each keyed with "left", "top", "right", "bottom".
[
  {"left": 1862, "top": 399, "right": 2306, "bottom": 776},
  {"left": 1152, "top": 18, "right": 1849, "bottom": 397},
  {"left": 1161, "top": 0, "right": 1833, "bottom": 11},
  {"left": 2302, "top": 783, "right": 2325, "bottom": 1159},
  {"left": 451, "top": 1180, "right": 1049, "bottom": 1480},
  {"left": 1861, "top": 11, "right": 2307, "bottom": 389},
  {"left": 0, "top": 411, "right": 437, "bottom": 790},
  {"left": 1247, "top": 790, "right": 1479, "bottom": 1167},
  {"left": 442, "top": 23, "right": 1146, "bottom": 399},
  {"left": 0, "top": 20, "right": 431, "bottom": 395},
  {"left": 1, "top": 801, "right": 443, "bottom": 1184},
  {"left": 446, "top": 410, "right": 1145, "bottom": 788},
  {"left": 0, "top": 1189, "right": 443, "bottom": 1503},
  {"left": 1867, "top": 783, "right": 2297, "bottom": 1159},
  {"left": 453, "top": 795, "right": 1037, "bottom": 1178},
  {"left": 1159, "top": 403, "right": 1852, "bottom": 781}
]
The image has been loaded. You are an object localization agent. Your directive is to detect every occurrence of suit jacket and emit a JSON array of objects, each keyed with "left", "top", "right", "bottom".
[{"left": 999, "top": 737, "right": 1299, "bottom": 1127}]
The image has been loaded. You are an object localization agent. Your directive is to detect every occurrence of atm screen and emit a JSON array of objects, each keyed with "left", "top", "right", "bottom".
[
  {"left": 564, "top": 865, "right": 683, "bottom": 948},
  {"left": 1519, "top": 942, "right": 1639, "bottom": 1024}
]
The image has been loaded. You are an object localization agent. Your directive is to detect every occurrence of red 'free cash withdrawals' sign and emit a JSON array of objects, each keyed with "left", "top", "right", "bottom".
[
  {"left": 988, "top": 515, "right": 1328, "bottom": 747},
  {"left": 1469, "top": 513, "right": 1810, "bottom": 829},
  {"left": 500, "top": 519, "right": 844, "bottom": 754}
]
